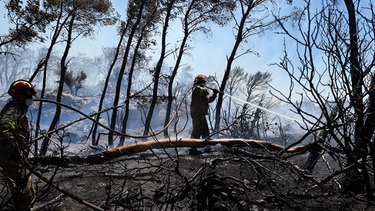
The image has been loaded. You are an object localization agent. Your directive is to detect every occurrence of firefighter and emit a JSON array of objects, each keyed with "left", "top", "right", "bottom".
[
  {"left": 0, "top": 80, "right": 36, "bottom": 210},
  {"left": 190, "top": 75, "right": 218, "bottom": 154}
]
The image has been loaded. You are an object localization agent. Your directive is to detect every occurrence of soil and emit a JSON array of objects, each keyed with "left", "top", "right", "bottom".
[{"left": 22, "top": 146, "right": 372, "bottom": 211}]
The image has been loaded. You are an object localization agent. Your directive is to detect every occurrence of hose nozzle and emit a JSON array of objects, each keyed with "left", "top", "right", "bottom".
[{"left": 207, "top": 86, "right": 223, "bottom": 94}]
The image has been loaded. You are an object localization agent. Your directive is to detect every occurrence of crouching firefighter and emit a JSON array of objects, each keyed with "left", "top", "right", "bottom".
[{"left": 0, "top": 80, "right": 36, "bottom": 210}]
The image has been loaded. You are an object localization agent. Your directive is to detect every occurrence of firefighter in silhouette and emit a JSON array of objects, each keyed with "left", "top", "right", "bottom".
[
  {"left": 190, "top": 75, "right": 218, "bottom": 154},
  {"left": 0, "top": 80, "right": 36, "bottom": 210}
]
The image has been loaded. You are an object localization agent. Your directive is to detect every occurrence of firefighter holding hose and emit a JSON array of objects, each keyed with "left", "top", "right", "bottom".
[
  {"left": 0, "top": 80, "right": 36, "bottom": 210},
  {"left": 189, "top": 75, "right": 218, "bottom": 154}
]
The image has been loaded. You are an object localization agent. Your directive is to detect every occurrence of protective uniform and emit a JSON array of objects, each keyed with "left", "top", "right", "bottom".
[
  {"left": 190, "top": 75, "right": 217, "bottom": 139},
  {"left": 0, "top": 80, "right": 36, "bottom": 211}
]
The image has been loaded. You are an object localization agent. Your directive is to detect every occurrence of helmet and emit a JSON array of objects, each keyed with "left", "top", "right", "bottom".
[
  {"left": 8, "top": 80, "right": 37, "bottom": 96},
  {"left": 194, "top": 75, "right": 206, "bottom": 84}
]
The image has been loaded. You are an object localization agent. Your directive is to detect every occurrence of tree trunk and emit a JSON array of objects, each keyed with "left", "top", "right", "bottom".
[
  {"left": 40, "top": 10, "right": 76, "bottom": 155},
  {"left": 91, "top": 25, "right": 128, "bottom": 146},
  {"left": 143, "top": 0, "right": 176, "bottom": 137},
  {"left": 118, "top": 33, "right": 144, "bottom": 146},
  {"left": 163, "top": 0, "right": 195, "bottom": 138},
  {"left": 343, "top": 0, "right": 367, "bottom": 193},
  {"left": 364, "top": 74, "right": 375, "bottom": 193},
  {"left": 29, "top": 4, "right": 64, "bottom": 154},
  {"left": 214, "top": 2, "right": 252, "bottom": 133},
  {"left": 108, "top": 1, "right": 145, "bottom": 146}
]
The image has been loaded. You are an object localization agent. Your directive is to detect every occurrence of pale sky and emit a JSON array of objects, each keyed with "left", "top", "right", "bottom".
[{"left": 0, "top": 0, "right": 303, "bottom": 101}]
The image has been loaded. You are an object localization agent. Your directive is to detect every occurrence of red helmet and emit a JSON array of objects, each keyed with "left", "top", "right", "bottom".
[
  {"left": 194, "top": 75, "right": 206, "bottom": 84},
  {"left": 8, "top": 80, "right": 37, "bottom": 96}
]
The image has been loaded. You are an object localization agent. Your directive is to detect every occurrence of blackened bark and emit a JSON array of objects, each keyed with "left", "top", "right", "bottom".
[
  {"left": 40, "top": 9, "right": 76, "bottom": 156},
  {"left": 343, "top": 0, "right": 367, "bottom": 193},
  {"left": 302, "top": 102, "right": 341, "bottom": 172},
  {"left": 214, "top": 1, "right": 253, "bottom": 132},
  {"left": 143, "top": 0, "right": 176, "bottom": 137},
  {"left": 108, "top": 1, "right": 145, "bottom": 146}
]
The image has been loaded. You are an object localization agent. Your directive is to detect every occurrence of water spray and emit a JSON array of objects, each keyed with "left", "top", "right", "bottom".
[
  {"left": 224, "top": 94, "right": 307, "bottom": 124},
  {"left": 206, "top": 86, "right": 311, "bottom": 126}
]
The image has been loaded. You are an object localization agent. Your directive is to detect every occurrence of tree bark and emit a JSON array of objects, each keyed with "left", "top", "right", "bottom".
[
  {"left": 343, "top": 0, "right": 367, "bottom": 193},
  {"left": 108, "top": 0, "right": 145, "bottom": 146},
  {"left": 143, "top": 0, "right": 176, "bottom": 137},
  {"left": 214, "top": 1, "right": 253, "bottom": 133},
  {"left": 119, "top": 31, "right": 144, "bottom": 146},
  {"left": 30, "top": 3, "right": 65, "bottom": 154},
  {"left": 40, "top": 9, "right": 76, "bottom": 155},
  {"left": 91, "top": 26, "right": 128, "bottom": 146}
]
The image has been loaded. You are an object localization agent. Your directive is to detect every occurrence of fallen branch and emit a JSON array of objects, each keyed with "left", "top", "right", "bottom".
[
  {"left": 104, "top": 138, "right": 309, "bottom": 158},
  {"left": 31, "top": 138, "right": 313, "bottom": 166}
]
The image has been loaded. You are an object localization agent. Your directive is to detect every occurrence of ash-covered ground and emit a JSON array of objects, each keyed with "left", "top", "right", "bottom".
[
  {"left": 0, "top": 94, "right": 372, "bottom": 210},
  {"left": 23, "top": 145, "right": 370, "bottom": 211}
]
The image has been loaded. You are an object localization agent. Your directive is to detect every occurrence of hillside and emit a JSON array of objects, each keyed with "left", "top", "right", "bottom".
[
  {"left": 28, "top": 146, "right": 369, "bottom": 211},
  {"left": 0, "top": 94, "right": 371, "bottom": 210}
]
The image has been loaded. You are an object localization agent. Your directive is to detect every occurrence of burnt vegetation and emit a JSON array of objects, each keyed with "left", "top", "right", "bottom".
[{"left": 1, "top": 0, "right": 375, "bottom": 210}]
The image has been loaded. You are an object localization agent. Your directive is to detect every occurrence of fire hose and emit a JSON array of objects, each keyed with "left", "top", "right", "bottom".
[
  {"left": 31, "top": 85, "right": 314, "bottom": 159},
  {"left": 30, "top": 84, "right": 320, "bottom": 161}
]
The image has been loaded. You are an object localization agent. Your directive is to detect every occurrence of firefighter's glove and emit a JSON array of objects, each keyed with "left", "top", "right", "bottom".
[{"left": 213, "top": 89, "right": 219, "bottom": 95}]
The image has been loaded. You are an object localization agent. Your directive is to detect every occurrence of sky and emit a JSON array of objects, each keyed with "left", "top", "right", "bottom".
[
  {"left": 66, "top": 0, "right": 296, "bottom": 99},
  {"left": 1, "top": 0, "right": 355, "bottom": 136},
  {"left": 0, "top": 0, "right": 304, "bottom": 102}
]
